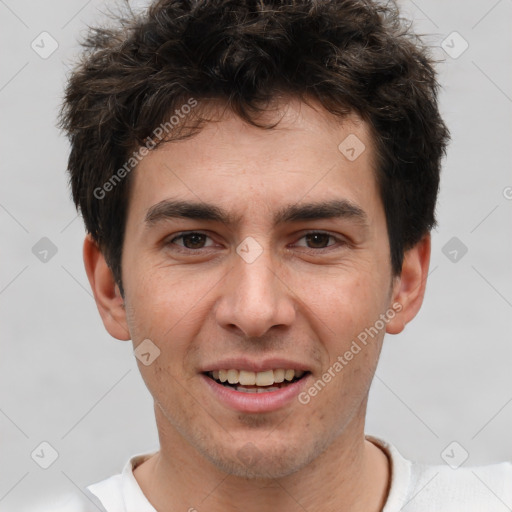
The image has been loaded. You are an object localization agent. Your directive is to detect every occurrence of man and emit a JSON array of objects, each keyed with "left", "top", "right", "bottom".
[{"left": 56, "top": 0, "right": 512, "bottom": 510}]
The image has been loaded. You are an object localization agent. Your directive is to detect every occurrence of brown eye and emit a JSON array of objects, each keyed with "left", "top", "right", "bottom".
[
  {"left": 168, "top": 232, "right": 214, "bottom": 250},
  {"left": 294, "top": 231, "right": 341, "bottom": 250},
  {"left": 180, "top": 233, "right": 207, "bottom": 249},
  {"left": 304, "top": 233, "right": 333, "bottom": 249}
]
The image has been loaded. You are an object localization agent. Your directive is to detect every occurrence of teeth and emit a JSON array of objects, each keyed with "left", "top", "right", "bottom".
[
  {"left": 209, "top": 368, "right": 306, "bottom": 386},
  {"left": 256, "top": 370, "right": 274, "bottom": 386},
  {"left": 239, "top": 370, "right": 256, "bottom": 385},
  {"left": 273, "top": 369, "right": 285, "bottom": 383},
  {"left": 236, "top": 386, "right": 281, "bottom": 393},
  {"left": 284, "top": 369, "right": 295, "bottom": 381},
  {"left": 227, "top": 369, "right": 239, "bottom": 384}
]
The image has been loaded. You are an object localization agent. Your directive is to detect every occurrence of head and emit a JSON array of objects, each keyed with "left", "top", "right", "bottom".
[{"left": 60, "top": 0, "right": 449, "bottom": 479}]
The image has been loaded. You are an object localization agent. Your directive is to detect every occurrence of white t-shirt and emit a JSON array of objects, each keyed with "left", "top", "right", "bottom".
[{"left": 38, "top": 435, "right": 512, "bottom": 512}]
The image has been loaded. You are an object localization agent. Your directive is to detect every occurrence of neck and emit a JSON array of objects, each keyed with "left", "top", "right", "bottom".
[{"left": 134, "top": 405, "right": 390, "bottom": 512}]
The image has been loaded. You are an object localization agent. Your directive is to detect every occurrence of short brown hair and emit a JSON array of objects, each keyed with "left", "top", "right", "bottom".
[{"left": 59, "top": 0, "right": 450, "bottom": 296}]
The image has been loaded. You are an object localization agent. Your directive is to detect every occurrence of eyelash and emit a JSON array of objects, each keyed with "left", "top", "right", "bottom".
[{"left": 166, "top": 231, "right": 345, "bottom": 253}]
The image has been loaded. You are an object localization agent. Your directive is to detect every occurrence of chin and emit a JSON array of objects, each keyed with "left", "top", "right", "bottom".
[{"left": 201, "top": 441, "right": 318, "bottom": 480}]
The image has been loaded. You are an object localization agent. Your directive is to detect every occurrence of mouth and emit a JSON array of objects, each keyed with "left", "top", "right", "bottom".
[{"left": 203, "top": 368, "right": 310, "bottom": 393}]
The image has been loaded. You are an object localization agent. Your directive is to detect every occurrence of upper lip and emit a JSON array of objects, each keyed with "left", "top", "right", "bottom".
[{"left": 200, "top": 357, "right": 311, "bottom": 373}]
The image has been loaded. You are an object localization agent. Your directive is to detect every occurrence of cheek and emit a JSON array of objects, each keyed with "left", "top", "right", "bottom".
[
  {"left": 127, "top": 263, "right": 210, "bottom": 333},
  {"left": 125, "top": 266, "right": 218, "bottom": 382},
  {"left": 301, "top": 266, "right": 386, "bottom": 331},
  {"left": 297, "top": 265, "right": 390, "bottom": 399}
]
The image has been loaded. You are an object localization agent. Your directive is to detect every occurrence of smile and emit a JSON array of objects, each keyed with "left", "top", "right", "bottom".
[
  {"left": 206, "top": 369, "right": 307, "bottom": 393},
  {"left": 202, "top": 369, "right": 311, "bottom": 413}
]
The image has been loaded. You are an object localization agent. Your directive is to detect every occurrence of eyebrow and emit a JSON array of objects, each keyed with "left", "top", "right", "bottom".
[{"left": 144, "top": 198, "right": 368, "bottom": 229}]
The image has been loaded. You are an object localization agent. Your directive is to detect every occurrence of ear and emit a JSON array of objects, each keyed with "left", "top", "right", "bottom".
[
  {"left": 386, "top": 233, "right": 431, "bottom": 335},
  {"left": 83, "top": 234, "right": 131, "bottom": 341}
]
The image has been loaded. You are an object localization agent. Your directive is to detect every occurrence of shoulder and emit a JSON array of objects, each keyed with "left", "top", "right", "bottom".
[
  {"left": 406, "top": 459, "right": 512, "bottom": 510},
  {"left": 367, "top": 435, "right": 512, "bottom": 512},
  {"left": 27, "top": 452, "right": 155, "bottom": 512},
  {"left": 24, "top": 490, "right": 107, "bottom": 512}
]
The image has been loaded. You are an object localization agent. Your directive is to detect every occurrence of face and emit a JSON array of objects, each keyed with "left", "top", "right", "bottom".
[{"left": 118, "top": 98, "right": 400, "bottom": 479}]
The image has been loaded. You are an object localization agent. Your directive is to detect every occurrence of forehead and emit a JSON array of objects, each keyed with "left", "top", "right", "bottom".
[{"left": 127, "top": 98, "right": 380, "bottom": 226}]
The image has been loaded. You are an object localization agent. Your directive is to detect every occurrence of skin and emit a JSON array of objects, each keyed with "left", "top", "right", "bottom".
[{"left": 84, "top": 97, "right": 430, "bottom": 512}]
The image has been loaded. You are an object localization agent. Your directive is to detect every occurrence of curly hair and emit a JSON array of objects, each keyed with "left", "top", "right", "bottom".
[{"left": 59, "top": 0, "right": 450, "bottom": 296}]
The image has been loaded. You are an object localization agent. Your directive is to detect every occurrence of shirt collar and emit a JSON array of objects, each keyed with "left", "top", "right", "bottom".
[
  {"left": 87, "top": 451, "right": 157, "bottom": 512},
  {"left": 366, "top": 435, "right": 413, "bottom": 511}
]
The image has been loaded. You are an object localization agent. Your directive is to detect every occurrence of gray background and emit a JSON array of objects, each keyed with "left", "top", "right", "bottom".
[{"left": 0, "top": 0, "right": 511, "bottom": 510}]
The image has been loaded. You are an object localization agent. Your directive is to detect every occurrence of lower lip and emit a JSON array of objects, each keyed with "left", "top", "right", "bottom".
[{"left": 201, "top": 373, "right": 310, "bottom": 413}]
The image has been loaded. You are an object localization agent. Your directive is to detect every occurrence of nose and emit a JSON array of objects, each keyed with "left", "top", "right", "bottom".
[{"left": 214, "top": 243, "right": 296, "bottom": 338}]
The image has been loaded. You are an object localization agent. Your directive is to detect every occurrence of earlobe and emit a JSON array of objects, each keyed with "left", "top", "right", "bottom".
[
  {"left": 83, "top": 234, "right": 131, "bottom": 341},
  {"left": 386, "top": 234, "right": 431, "bottom": 335}
]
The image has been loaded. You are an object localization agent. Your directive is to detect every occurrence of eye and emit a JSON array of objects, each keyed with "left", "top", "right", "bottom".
[
  {"left": 165, "top": 230, "right": 345, "bottom": 253},
  {"left": 167, "top": 232, "right": 215, "bottom": 250},
  {"left": 294, "top": 231, "right": 343, "bottom": 250}
]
